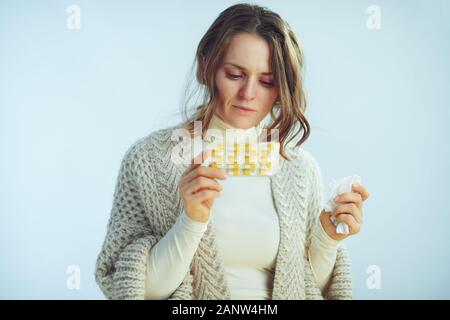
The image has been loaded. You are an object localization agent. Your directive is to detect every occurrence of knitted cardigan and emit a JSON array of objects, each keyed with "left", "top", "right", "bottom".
[{"left": 95, "top": 124, "right": 353, "bottom": 300}]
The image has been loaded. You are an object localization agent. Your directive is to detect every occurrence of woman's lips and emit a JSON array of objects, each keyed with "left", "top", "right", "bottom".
[{"left": 232, "top": 105, "right": 256, "bottom": 114}]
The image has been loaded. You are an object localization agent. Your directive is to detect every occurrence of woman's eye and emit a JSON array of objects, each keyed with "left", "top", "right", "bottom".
[
  {"left": 226, "top": 72, "right": 242, "bottom": 79},
  {"left": 260, "top": 81, "right": 274, "bottom": 87}
]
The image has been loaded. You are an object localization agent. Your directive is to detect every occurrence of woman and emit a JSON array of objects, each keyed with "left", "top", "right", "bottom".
[{"left": 95, "top": 3, "right": 369, "bottom": 300}]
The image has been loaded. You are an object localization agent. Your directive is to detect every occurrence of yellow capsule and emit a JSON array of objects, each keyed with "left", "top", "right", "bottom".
[
  {"left": 250, "top": 163, "right": 257, "bottom": 170},
  {"left": 260, "top": 156, "right": 269, "bottom": 164},
  {"left": 260, "top": 168, "right": 269, "bottom": 176},
  {"left": 245, "top": 143, "right": 253, "bottom": 153},
  {"left": 210, "top": 162, "right": 217, "bottom": 168},
  {"left": 244, "top": 169, "right": 251, "bottom": 176},
  {"left": 266, "top": 162, "right": 273, "bottom": 169},
  {"left": 233, "top": 168, "right": 240, "bottom": 176},
  {"left": 233, "top": 162, "right": 240, "bottom": 169}
]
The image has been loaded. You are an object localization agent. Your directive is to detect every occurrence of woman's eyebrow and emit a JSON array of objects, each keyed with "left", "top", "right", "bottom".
[{"left": 224, "top": 62, "right": 273, "bottom": 75}]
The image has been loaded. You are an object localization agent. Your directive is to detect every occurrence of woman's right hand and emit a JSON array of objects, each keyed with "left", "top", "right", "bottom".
[{"left": 178, "top": 150, "right": 227, "bottom": 223}]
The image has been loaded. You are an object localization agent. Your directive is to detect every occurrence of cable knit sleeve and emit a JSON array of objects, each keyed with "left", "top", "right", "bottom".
[
  {"left": 94, "top": 140, "right": 160, "bottom": 299},
  {"left": 303, "top": 151, "right": 353, "bottom": 300}
]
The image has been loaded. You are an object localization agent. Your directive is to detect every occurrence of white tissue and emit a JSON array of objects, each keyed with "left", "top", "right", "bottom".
[{"left": 324, "top": 175, "right": 362, "bottom": 235}]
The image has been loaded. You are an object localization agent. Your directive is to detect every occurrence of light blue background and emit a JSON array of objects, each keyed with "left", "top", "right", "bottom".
[{"left": 1, "top": 0, "right": 449, "bottom": 299}]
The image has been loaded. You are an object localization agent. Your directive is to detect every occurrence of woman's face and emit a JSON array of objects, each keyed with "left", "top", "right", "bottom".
[{"left": 214, "top": 33, "right": 278, "bottom": 129}]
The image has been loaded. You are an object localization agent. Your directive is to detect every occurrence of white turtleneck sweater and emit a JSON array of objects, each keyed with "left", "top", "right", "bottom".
[{"left": 144, "top": 113, "right": 341, "bottom": 300}]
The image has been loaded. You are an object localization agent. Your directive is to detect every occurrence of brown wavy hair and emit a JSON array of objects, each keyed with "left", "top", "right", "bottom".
[{"left": 181, "top": 3, "right": 310, "bottom": 160}]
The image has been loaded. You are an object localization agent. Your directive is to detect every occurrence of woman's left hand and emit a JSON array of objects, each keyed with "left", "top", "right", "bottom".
[{"left": 320, "top": 183, "right": 370, "bottom": 241}]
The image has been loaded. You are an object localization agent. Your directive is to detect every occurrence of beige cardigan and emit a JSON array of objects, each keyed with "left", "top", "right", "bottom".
[{"left": 95, "top": 124, "right": 353, "bottom": 299}]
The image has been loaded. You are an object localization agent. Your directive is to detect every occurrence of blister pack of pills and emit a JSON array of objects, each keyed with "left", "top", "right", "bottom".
[{"left": 202, "top": 140, "right": 280, "bottom": 176}]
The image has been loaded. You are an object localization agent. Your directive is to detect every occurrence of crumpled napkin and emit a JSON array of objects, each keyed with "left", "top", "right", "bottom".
[{"left": 323, "top": 175, "right": 362, "bottom": 234}]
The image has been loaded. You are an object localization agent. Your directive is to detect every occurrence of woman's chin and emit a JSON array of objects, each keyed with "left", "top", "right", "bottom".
[
  {"left": 219, "top": 110, "right": 258, "bottom": 129},
  {"left": 230, "top": 119, "right": 256, "bottom": 130}
]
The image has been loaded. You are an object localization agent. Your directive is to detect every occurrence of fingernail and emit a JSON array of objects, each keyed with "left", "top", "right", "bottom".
[{"left": 334, "top": 195, "right": 339, "bottom": 202}]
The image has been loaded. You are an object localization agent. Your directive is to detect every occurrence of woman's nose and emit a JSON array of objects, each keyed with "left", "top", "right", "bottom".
[{"left": 238, "top": 78, "right": 256, "bottom": 100}]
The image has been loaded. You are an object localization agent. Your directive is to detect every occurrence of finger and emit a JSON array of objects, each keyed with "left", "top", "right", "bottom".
[
  {"left": 352, "top": 183, "right": 370, "bottom": 201},
  {"left": 185, "top": 176, "right": 223, "bottom": 195},
  {"left": 179, "top": 149, "right": 213, "bottom": 189},
  {"left": 184, "top": 165, "right": 227, "bottom": 185},
  {"left": 331, "top": 203, "right": 362, "bottom": 223},
  {"left": 334, "top": 192, "right": 362, "bottom": 209},
  {"left": 191, "top": 189, "right": 222, "bottom": 203},
  {"left": 335, "top": 213, "right": 361, "bottom": 234}
]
